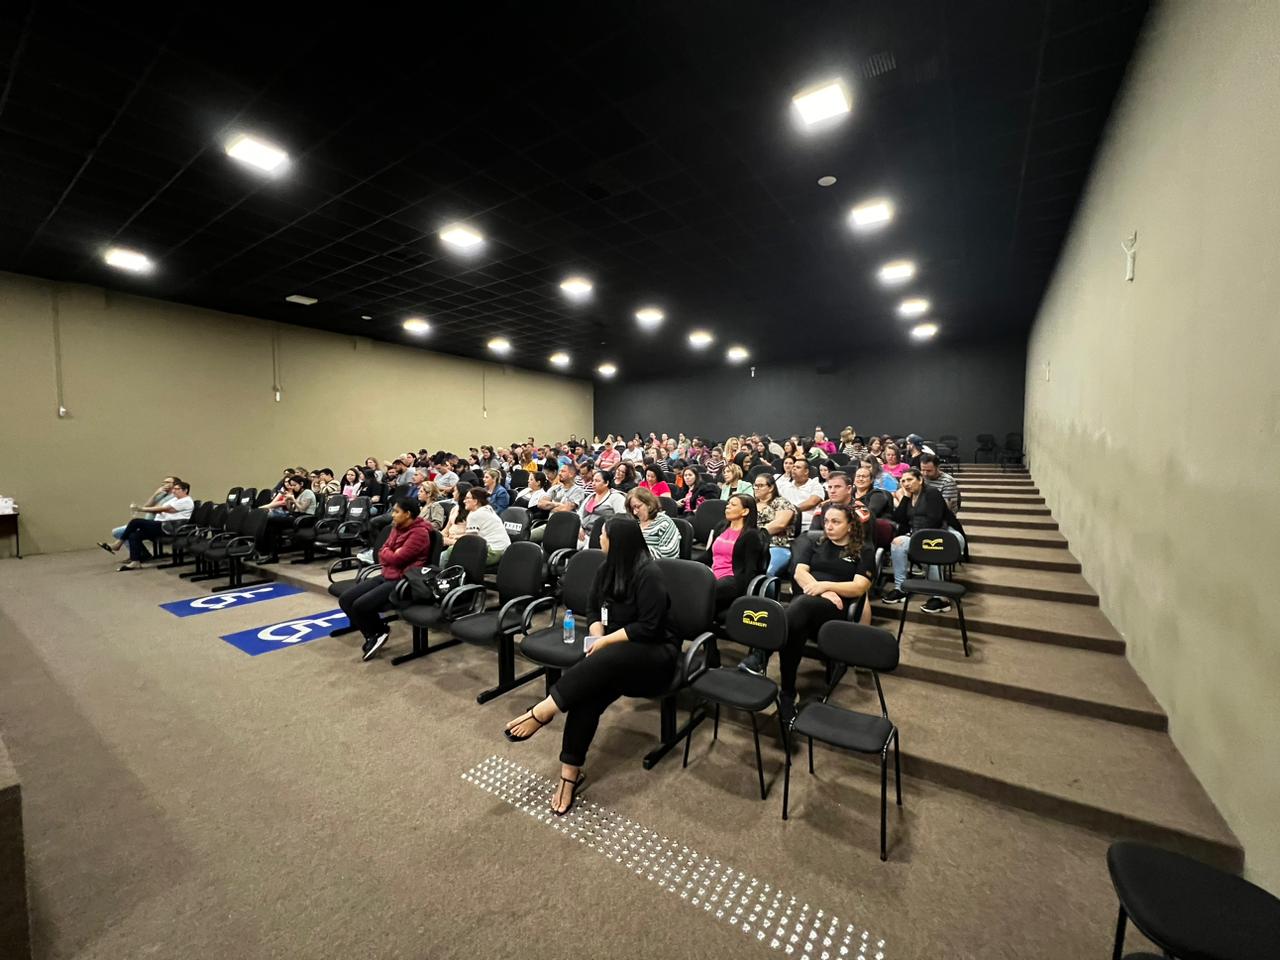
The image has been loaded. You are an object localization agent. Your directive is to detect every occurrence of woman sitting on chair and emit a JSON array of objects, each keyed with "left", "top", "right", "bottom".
[
  {"left": 502, "top": 516, "right": 673, "bottom": 815},
  {"left": 706, "top": 493, "right": 765, "bottom": 613},
  {"left": 637, "top": 464, "right": 672, "bottom": 499}
]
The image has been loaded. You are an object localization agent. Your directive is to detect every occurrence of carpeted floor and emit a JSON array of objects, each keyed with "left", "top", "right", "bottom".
[{"left": 0, "top": 550, "right": 1156, "bottom": 959}]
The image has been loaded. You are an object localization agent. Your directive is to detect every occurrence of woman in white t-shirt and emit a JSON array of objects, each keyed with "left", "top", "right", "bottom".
[{"left": 441, "top": 486, "right": 510, "bottom": 567}]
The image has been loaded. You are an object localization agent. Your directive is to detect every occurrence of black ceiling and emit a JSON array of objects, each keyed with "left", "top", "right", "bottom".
[{"left": 0, "top": 0, "right": 1150, "bottom": 380}]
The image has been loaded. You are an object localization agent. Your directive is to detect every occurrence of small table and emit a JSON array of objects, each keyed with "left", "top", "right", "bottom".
[{"left": 0, "top": 512, "right": 18, "bottom": 558}]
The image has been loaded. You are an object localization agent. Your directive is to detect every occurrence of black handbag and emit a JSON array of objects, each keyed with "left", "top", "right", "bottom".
[{"left": 401, "top": 563, "right": 464, "bottom": 604}]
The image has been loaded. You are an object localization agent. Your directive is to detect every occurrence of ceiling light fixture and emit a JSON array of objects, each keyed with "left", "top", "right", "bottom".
[
  {"left": 225, "top": 134, "right": 288, "bottom": 173},
  {"left": 549, "top": 352, "right": 571, "bottom": 367},
  {"left": 791, "top": 79, "right": 852, "bottom": 127},
  {"left": 911, "top": 322, "right": 939, "bottom": 341},
  {"left": 897, "top": 297, "right": 930, "bottom": 318},
  {"left": 360, "top": 314, "right": 372, "bottom": 320},
  {"left": 103, "top": 247, "right": 153, "bottom": 273},
  {"left": 635, "top": 307, "right": 665, "bottom": 329},
  {"left": 488, "top": 337, "right": 512, "bottom": 354},
  {"left": 688, "top": 330, "right": 714, "bottom": 348},
  {"left": 817, "top": 175, "right": 837, "bottom": 187},
  {"left": 726, "top": 345, "right": 750, "bottom": 363},
  {"left": 402, "top": 317, "right": 431, "bottom": 335},
  {"left": 849, "top": 198, "right": 894, "bottom": 230},
  {"left": 439, "top": 223, "right": 484, "bottom": 249},
  {"left": 284, "top": 294, "right": 318, "bottom": 305},
  {"left": 877, "top": 259, "right": 916, "bottom": 285},
  {"left": 596, "top": 362, "right": 618, "bottom": 378},
  {"left": 560, "top": 276, "right": 593, "bottom": 298}
]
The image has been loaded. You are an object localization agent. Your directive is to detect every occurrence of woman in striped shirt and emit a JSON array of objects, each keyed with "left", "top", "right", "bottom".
[{"left": 627, "top": 487, "right": 681, "bottom": 559}]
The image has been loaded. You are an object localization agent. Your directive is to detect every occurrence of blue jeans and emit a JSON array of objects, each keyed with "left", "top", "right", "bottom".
[
  {"left": 111, "top": 524, "right": 127, "bottom": 540},
  {"left": 891, "top": 528, "right": 966, "bottom": 588},
  {"left": 767, "top": 546, "right": 791, "bottom": 577}
]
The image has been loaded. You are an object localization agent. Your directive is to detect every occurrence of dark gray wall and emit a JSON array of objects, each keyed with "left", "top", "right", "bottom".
[{"left": 593, "top": 338, "right": 1026, "bottom": 455}]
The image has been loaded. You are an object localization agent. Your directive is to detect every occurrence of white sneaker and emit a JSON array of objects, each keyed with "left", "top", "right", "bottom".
[{"left": 356, "top": 549, "right": 374, "bottom": 564}]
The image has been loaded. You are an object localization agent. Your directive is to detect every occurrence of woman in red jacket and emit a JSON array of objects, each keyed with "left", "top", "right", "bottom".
[{"left": 338, "top": 497, "right": 435, "bottom": 662}]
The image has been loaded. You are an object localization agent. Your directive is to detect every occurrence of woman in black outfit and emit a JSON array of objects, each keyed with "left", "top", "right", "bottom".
[
  {"left": 503, "top": 516, "right": 674, "bottom": 815},
  {"left": 777, "top": 503, "right": 876, "bottom": 723},
  {"left": 706, "top": 494, "right": 766, "bottom": 614}
]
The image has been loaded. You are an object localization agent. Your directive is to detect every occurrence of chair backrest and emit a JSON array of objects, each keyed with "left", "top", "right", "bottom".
[
  {"left": 344, "top": 496, "right": 371, "bottom": 524},
  {"left": 938, "top": 434, "right": 959, "bottom": 447},
  {"left": 240, "top": 506, "right": 271, "bottom": 544},
  {"left": 449, "top": 534, "right": 490, "bottom": 585},
  {"left": 830, "top": 452, "right": 850, "bottom": 465},
  {"left": 723, "top": 596, "right": 787, "bottom": 653},
  {"left": 588, "top": 520, "right": 605, "bottom": 550},
  {"left": 818, "top": 622, "right": 899, "bottom": 672},
  {"left": 658, "top": 496, "right": 679, "bottom": 518},
  {"left": 225, "top": 486, "right": 243, "bottom": 506},
  {"left": 254, "top": 488, "right": 274, "bottom": 507},
  {"left": 691, "top": 498, "right": 726, "bottom": 542},
  {"left": 1004, "top": 432, "right": 1023, "bottom": 451},
  {"left": 511, "top": 469, "right": 529, "bottom": 490},
  {"left": 224, "top": 505, "right": 251, "bottom": 536},
  {"left": 747, "top": 464, "right": 774, "bottom": 480},
  {"left": 540, "top": 511, "right": 581, "bottom": 554},
  {"left": 369, "top": 521, "right": 393, "bottom": 556},
  {"left": 206, "top": 502, "right": 228, "bottom": 530},
  {"left": 560, "top": 549, "right": 605, "bottom": 613},
  {"left": 975, "top": 433, "right": 996, "bottom": 450},
  {"left": 655, "top": 558, "right": 715, "bottom": 638},
  {"left": 319, "top": 494, "right": 347, "bottom": 520},
  {"left": 501, "top": 505, "right": 531, "bottom": 542},
  {"left": 495, "top": 541, "right": 546, "bottom": 602},
  {"left": 439, "top": 499, "right": 457, "bottom": 524},
  {"left": 906, "top": 528, "right": 961, "bottom": 566},
  {"left": 238, "top": 487, "right": 257, "bottom": 507},
  {"left": 188, "top": 500, "right": 214, "bottom": 527},
  {"left": 672, "top": 518, "right": 694, "bottom": 560}
]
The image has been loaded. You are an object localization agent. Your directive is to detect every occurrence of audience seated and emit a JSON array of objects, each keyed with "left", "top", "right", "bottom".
[
  {"left": 442, "top": 487, "right": 510, "bottom": 567},
  {"left": 777, "top": 457, "right": 825, "bottom": 527},
  {"left": 341, "top": 467, "right": 362, "bottom": 500},
  {"left": 98, "top": 475, "right": 177, "bottom": 556},
  {"left": 718, "top": 462, "right": 752, "bottom": 499},
  {"left": 638, "top": 465, "right": 671, "bottom": 498},
  {"left": 578, "top": 469, "right": 626, "bottom": 547},
  {"left": 416, "top": 481, "right": 448, "bottom": 529},
  {"left": 707, "top": 494, "right": 765, "bottom": 613},
  {"left": 751, "top": 473, "right": 797, "bottom": 578},
  {"left": 482, "top": 469, "right": 511, "bottom": 516},
  {"left": 311, "top": 468, "right": 340, "bottom": 497},
  {"left": 611, "top": 462, "right": 637, "bottom": 493},
  {"left": 881, "top": 444, "right": 910, "bottom": 480},
  {"left": 112, "top": 480, "right": 194, "bottom": 570},
  {"left": 676, "top": 466, "right": 707, "bottom": 516},
  {"left": 627, "top": 487, "right": 681, "bottom": 559},
  {"left": 882, "top": 467, "right": 964, "bottom": 611}
]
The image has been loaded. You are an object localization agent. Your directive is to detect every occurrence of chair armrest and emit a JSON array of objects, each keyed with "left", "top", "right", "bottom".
[
  {"left": 208, "top": 532, "right": 236, "bottom": 545},
  {"left": 747, "top": 574, "right": 779, "bottom": 598},
  {"left": 682, "top": 631, "right": 716, "bottom": 685},
  {"left": 520, "top": 595, "right": 559, "bottom": 636},
  {"left": 497, "top": 595, "right": 535, "bottom": 635},
  {"left": 160, "top": 519, "right": 186, "bottom": 535},
  {"left": 313, "top": 518, "right": 340, "bottom": 536},
  {"left": 356, "top": 563, "right": 384, "bottom": 582},
  {"left": 442, "top": 583, "right": 489, "bottom": 620},
  {"left": 547, "top": 547, "right": 574, "bottom": 579},
  {"left": 336, "top": 519, "right": 365, "bottom": 540},
  {"left": 327, "top": 556, "right": 364, "bottom": 582},
  {"left": 226, "top": 535, "right": 258, "bottom": 558},
  {"left": 293, "top": 515, "right": 318, "bottom": 530}
]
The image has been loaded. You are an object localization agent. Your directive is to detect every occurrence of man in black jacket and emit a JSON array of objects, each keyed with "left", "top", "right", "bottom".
[{"left": 881, "top": 468, "right": 962, "bottom": 610}]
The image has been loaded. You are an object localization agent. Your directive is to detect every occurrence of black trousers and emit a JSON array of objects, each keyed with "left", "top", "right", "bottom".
[
  {"left": 337, "top": 578, "right": 397, "bottom": 639},
  {"left": 550, "top": 641, "right": 678, "bottom": 767},
  {"left": 714, "top": 576, "right": 742, "bottom": 615},
  {"left": 779, "top": 595, "right": 844, "bottom": 695},
  {"left": 121, "top": 518, "right": 163, "bottom": 561}
]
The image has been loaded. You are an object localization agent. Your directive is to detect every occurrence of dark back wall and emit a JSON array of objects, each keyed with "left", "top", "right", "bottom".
[{"left": 593, "top": 338, "right": 1027, "bottom": 456}]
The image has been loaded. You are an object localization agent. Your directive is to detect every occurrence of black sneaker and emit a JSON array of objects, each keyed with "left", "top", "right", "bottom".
[
  {"left": 361, "top": 632, "right": 389, "bottom": 662},
  {"left": 738, "top": 650, "right": 769, "bottom": 676},
  {"left": 881, "top": 588, "right": 907, "bottom": 604},
  {"left": 921, "top": 596, "right": 952, "bottom": 614}
]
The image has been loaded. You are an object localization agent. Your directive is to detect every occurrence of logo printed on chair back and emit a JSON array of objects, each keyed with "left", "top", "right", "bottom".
[
  {"left": 220, "top": 609, "right": 349, "bottom": 656},
  {"left": 921, "top": 537, "right": 945, "bottom": 550},
  {"left": 349, "top": 506, "right": 365, "bottom": 518},
  {"left": 741, "top": 608, "right": 769, "bottom": 628},
  {"left": 504, "top": 521, "right": 524, "bottom": 533},
  {"left": 160, "top": 582, "right": 306, "bottom": 618}
]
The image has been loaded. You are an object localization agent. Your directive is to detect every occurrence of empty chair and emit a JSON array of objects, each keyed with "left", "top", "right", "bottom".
[
  {"left": 292, "top": 494, "right": 346, "bottom": 563},
  {"left": 314, "top": 496, "right": 370, "bottom": 556},
  {"left": 830, "top": 452, "right": 850, "bottom": 466},
  {"left": 687, "top": 499, "right": 727, "bottom": 565},
  {"left": 390, "top": 534, "right": 489, "bottom": 665},
  {"left": 180, "top": 503, "right": 228, "bottom": 578},
  {"left": 208, "top": 508, "right": 275, "bottom": 592},
  {"left": 224, "top": 486, "right": 243, "bottom": 507},
  {"left": 517, "top": 549, "right": 607, "bottom": 694},
  {"left": 895, "top": 529, "right": 969, "bottom": 656},
  {"left": 237, "top": 487, "right": 257, "bottom": 508},
  {"left": 254, "top": 488, "right": 275, "bottom": 507},
  {"left": 658, "top": 495, "right": 679, "bottom": 518},
  {"left": 683, "top": 597, "right": 790, "bottom": 799},
  {"left": 973, "top": 434, "right": 998, "bottom": 463},
  {"left": 511, "top": 468, "right": 529, "bottom": 490},
  {"left": 937, "top": 435, "right": 960, "bottom": 463},
  {"left": 672, "top": 517, "right": 694, "bottom": 560},
  {"left": 783, "top": 622, "right": 902, "bottom": 861},
  {"left": 999, "top": 432, "right": 1024, "bottom": 466},
  {"left": 501, "top": 505, "right": 532, "bottom": 543},
  {"left": 539, "top": 511, "right": 582, "bottom": 586}
]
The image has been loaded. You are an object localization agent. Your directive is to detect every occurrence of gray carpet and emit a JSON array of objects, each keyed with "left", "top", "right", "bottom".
[{"left": 0, "top": 551, "right": 1156, "bottom": 958}]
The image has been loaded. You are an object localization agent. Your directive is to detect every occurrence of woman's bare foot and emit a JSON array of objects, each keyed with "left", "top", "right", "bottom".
[
  {"left": 552, "top": 764, "right": 584, "bottom": 815},
  {"left": 504, "top": 696, "right": 557, "bottom": 741}
]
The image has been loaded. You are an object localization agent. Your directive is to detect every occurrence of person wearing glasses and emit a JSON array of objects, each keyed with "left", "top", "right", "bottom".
[{"left": 626, "top": 486, "right": 681, "bottom": 559}]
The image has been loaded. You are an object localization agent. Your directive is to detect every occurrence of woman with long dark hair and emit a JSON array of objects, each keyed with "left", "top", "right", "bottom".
[
  {"left": 677, "top": 465, "right": 706, "bottom": 516},
  {"left": 706, "top": 493, "right": 765, "bottom": 613},
  {"left": 502, "top": 516, "right": 674, "bottom": 815}
]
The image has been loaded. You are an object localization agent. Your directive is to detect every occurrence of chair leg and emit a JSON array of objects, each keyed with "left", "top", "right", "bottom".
[
  {"left": 880, "top": 748, "right": 889, "bottom": 861},
  {"left": 749, "top": 712, "right": 766, "bottom": 800},
  {"left": 682, "top": 700, "right": 700, "bottom": 768},
  {"left": 893, "top": 729, "right": 902, "bottom": 806},
  {"left": 807, "top": 736, "right": 814, "bottom": 775},
  {"left": 782, "top": 735, "right": 792, "bottom": 820},
  {"left": 713, "top": 703, "right": 720, "bottom": 741},
  {"left": 1111, "top": 905, "right": 1127, "bottom": 960},
  {"left": 897, "top": 594, "right": 909, "bottom": 641},
  {"left": 956, "top": 599, "right": 970, "bottom": 657}
]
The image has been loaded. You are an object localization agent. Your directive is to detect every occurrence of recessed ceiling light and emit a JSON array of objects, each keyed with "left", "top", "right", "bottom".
[
  {"left": 877, "top": 259, "right": 916, "bottom": 285},
  {"left": 225, "top": 134, "right": 288, "bottom": 173},
  {"left": 726, "top": 345, "right": 750, "bottom": 363},
  {"left": 817, "top": 175, "right": 837, "bottom": 187},
  {"left": 791, "top": 79, "right": 851, "bottom": 127},
  {"left": 360, "top": 314, "right": 372, "bottom": 320},
  {"left": 549, "top": 351, "right": 570, "bottom": 367},
  {"left": 849, "top": 198, "right": 894, "bottom": 230},
  {"left": 897, "top": 297, "right": 930, "bottom": 318},
  {"left": 560, "top": 276, "right": 593, "bottom": 298},
  {"left": 911, "top": 322, "right": 939, "bottom": 341},
  {"left": 285, "top": 294, "right": 318, "bottom": 305},
  {"left": 488, "top": 337, "right": 512, "bottom": 354},
  {"left": 103, "top": 247, "right": 153, "bottom": 273},
  {"left": 439, "top": 223, "right": 484, "bottom": 249},
  {"left": 635, "top": 307, "right": 665, "bottom": 329},
  {"left": 596, "top": 362, "right": 618, "bottom": 378},
  {"left": 688, "top": 330, "right": 714, "bottom": 348},
  {"left": 403, "top": 317, "right": 431, "bottom": 335}
]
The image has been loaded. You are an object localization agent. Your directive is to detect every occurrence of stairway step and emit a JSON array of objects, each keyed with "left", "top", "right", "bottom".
[
  {"left": 961, "top": 513, "right": 1060, "bottom": 530},
  {"left": 895, "top": 627, "right": 1164, "bottom": 729},
  {"left": 968, "top": 543, "right": 1081, "bottom": 573},
  {"left": 965, "top": 494, "right": 1047, "bottom": 505},
  {"left": 954, "top": 564, "right": 1096, "bottom": 605},
  {"left": 959, "top": 503, "right": 1052, "bottom": 516},
  {"left": 848, "top": 677, "right": 1241, "bottom": 871},
  {"left": 960, "top": 484, "right": 1040, "bottom": 495},
  {"left": 956, "top": 478, "right": 1037, "bottom": 487},
  {"left": 966, "top": 527, "right": 1068, "bottom": 549},
  {"left": 872, "top": 592, "right": 1124, "bottom": 653}
]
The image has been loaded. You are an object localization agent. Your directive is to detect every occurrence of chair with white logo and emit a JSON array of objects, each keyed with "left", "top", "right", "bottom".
[
  {"left": 500, "top": 505, "right": 532, "bottom": 543},
  {"left": 896, "top": 529, "right": 969, "bottom": 656},
  {"left": 314, "top": 496, "right": 370, "bottom": 557},
  {"left": 682, "top": 596, "right": 789, "bottom": 799},
  {"left": 290, "top": 494, "right": 346, "bottom": 563}
]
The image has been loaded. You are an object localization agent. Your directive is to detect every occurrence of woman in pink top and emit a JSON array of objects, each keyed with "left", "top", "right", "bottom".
[
  {"left": 812, "top": 428, "right": 837, "bottom": 455},
  {"left": 882, "top": 444, "right": 910, "bottom": 479},
  {"left": 638, "top": 464, "right": 672, "bottom": 499},
  {"left": 706, "top": 494, "right": 766, "bottom": 614}
]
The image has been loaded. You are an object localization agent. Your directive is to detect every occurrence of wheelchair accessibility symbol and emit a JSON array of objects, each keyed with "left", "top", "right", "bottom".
[
  {"left": 220, "top": 608, "right": 350, "bottom": 656},
  {"left": 161, "top": 582, "right": 305, "bottom": 618}
]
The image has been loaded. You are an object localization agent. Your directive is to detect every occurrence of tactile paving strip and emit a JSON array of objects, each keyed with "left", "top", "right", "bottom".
[{"left": 462, "top": 755, "right": 887, "bottom": 958}]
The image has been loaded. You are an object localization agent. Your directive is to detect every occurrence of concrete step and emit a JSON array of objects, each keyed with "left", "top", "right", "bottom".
[
  {"left": 968, "top": 543, "right": 1081, "bottom": 573},
  {"left": 966, "top": 527, "right": 1068, "bottom": 549},
  {"left": 894, "top": 625, "right": 1164, "bottom": 729},
  {"left": 954, "top": 564, "right": 1096, "bottom": 605},
  {"left": 964, "top": 493, "right": 1047, "bottom": 505},
  {"left": 959, "top": 503, "right": 1052, "bottom": 516},
  {"left": 872, "top": 591, "right": 1124, "bottom": 654},
  {"left": 960, "top": 484, "right": 1040, "bottom": 495},
  {"left": 960, "top": 513, "right": 1059, "bottom": 530},
  {"left": 956, "top": 478, "right": 1037, "bottom": 487}
]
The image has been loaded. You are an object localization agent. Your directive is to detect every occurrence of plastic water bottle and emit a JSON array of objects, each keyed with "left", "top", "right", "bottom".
[{"left": 563, "top": 609, "right": 575, "bottom": 644}]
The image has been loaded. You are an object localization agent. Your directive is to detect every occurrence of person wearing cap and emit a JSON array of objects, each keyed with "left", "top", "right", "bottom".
[{"left": 906, "top": 434, "right": 935, "bottom": 468}]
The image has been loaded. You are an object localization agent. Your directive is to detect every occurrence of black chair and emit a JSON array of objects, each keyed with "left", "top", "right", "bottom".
[
  {"left": 156, "top": 500, "right": 214, "bottom": 569},
  {"left": 999, "top": 432, "right": 1024, "bottom": 466},
  {"left": 658, "top": 496, "right": 679, "bottom": 518},
  {"left": 973, "top": 434, "right": 998, "bottom": 463},
  {"left": 540, "top": 511, "right": 582, "bottom": 587},
  {"left": 208, "top": 508, "right": 275, "bottom": 592},
  {"left": 516, "top": 549, "right": 606, "bottom": 695},
  {"left": 783, "top": 622, "right": 902, "bottom": 861},
  {"left": 1107, "top": 840, "right": 1280, "bottom": 960},
  {"left": 237, "top": 488, "right": 257, "bottom": 508},
  {"left": 511, "top": 468, "right": 529, "bottom": 490},
  {"left": 747, "top": 464, "right": 774, "bottom": 480},
  {"left": 682, "top": 597, "right": 789, "bottom": 799},
  {"left": 450, "top": 542, "right": 549, "bottom": 704},
  {"left": 672, "top": 517, "right": 694, "bottom": 560},
  {"left": 224, "top": 486, "right": 243, "bottom": 507},
  {"left": 179, "top": 503, "right": 228, "bottom": 578},
  {"left": 390, "top": 534, "right": 489, "bottom": 666},
  {"left": 688, "top": 499, "right": 727, "bottom": 565},
  {"left": 254, "top": 488, "right": 275, "bottom": 507},
  {"left": 937, "top": 435, "right": 960, "bottom": 463},
  {"left": 895, "top": 529, "right": 969, "bottom": 656},
  {"left": 500, "top": 505, "right": 532, "bottom": 543},
  {"left": 188, "top": 506, "right": 251, "bottom": 583},
  {"left": 292, "top": 495, "right": 346, "bottom": 563},
  {"left": 830, "top": 453, "right": 850, "bottom": 466},
  {"left": 314, "top": 496, "right": 370, "bottom": 557},
  {"left": 327, "top": 523, "right": 394, "bottom": 600}
]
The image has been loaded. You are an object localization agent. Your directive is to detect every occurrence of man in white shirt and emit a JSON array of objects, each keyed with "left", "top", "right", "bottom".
[
  {"left": 621, "top": 438, "right": 644, "bottom": 465},
  {"left": 776, "top": 459, "right": 825, "bottom": 526},
  {"left": 530, "top": 465, "right": 587, "bottom": 542},
  {"left": 116, "top": 480, "right": 194, "bottom": 570}
]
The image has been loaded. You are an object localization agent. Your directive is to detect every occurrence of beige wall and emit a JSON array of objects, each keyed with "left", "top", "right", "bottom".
[
  {"left": 1025, "top": 1, "right": 1280, "bottom": 891},
  {"left": 0, "top": 270, "right": 593, "bottom": 556}
]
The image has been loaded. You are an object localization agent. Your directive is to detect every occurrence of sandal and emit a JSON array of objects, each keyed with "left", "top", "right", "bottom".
[
  {"left": 503, "top": 703, "right": 550, "bottom": 743},
  {"left": 552, "top": 772, "right": 586, "bottom": 816}
]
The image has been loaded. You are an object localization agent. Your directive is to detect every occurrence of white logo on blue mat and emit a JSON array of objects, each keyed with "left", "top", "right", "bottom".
[
  {"left": 189, "top": 587, "right": 278, "bottom": 610},
  {"left": 219, "top": 608, "right": 349, "bottom": 656},
  {"left": 161, "top": 582, "right": 305, "bottom": 618}
]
